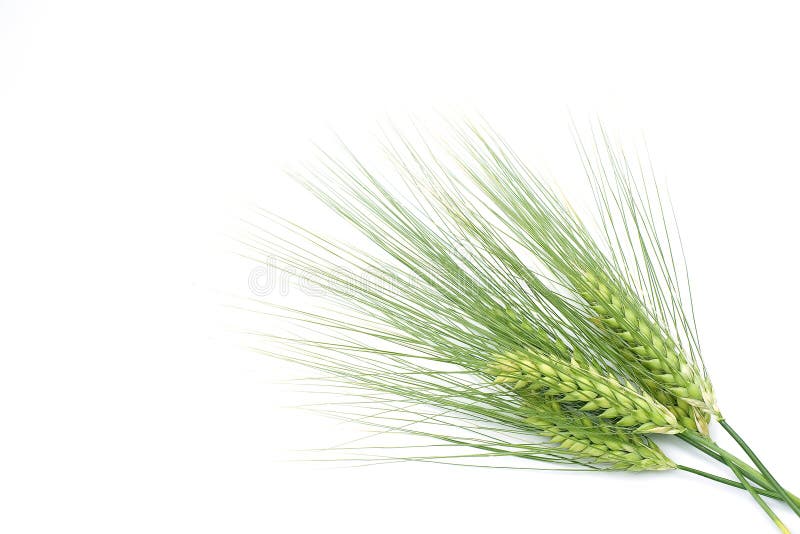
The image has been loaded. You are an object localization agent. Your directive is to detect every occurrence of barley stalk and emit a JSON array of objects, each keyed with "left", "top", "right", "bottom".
[{"left": 248, "top": 120, "right": 799, "bottom": 531}]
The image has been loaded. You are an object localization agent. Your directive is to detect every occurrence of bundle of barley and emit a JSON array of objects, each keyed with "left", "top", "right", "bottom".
[{"left": 242, "top": 121, "right": 798, "bottom": 532}]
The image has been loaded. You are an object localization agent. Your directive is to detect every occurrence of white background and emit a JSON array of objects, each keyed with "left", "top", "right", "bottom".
[{"left": 2, "top": 1, "right": 800, "bottom": 532}]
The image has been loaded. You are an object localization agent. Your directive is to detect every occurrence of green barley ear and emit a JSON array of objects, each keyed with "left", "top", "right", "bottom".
[
  {"left": 453, "top": 122, "right": 720, "bottom": 431},
  {"left": 579, "top": 270, "right": 718, "bottom": 433},
  {"left": 525, "top": 403, "right": 675, "bottom": 471},
  {"left": 486, "top": 349, "right": 682, "bottom": 434}
]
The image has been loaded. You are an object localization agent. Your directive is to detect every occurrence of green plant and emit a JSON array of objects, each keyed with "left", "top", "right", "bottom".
[
  {"left": 243, "top": 121, "right": 798, "bottom": 531},
  {"left": 578, "top": 270, "right": 713, "bottom": 433},
  {"left": 485, "top": 349, "right": 681, "bottom": 434},
  {"left": 522, "top": 401, "right": 676, "bottom": 471}
]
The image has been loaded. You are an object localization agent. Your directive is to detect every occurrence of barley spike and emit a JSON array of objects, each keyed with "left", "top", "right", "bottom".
[
  {"left": 579, "top": 271, "right": 719, "bottom": 433},
  {"left": 526, "top": 404, "right": 676, "bottom": 471},
  {"left": 486, "top": 349, "right": 683, "bottom": 434}
]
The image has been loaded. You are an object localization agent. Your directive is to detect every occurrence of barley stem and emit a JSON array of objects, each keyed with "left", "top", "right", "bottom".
[
  {"left": 679, "top": 431, "right": 800, "bottom": 512},
  {"left": 719, "top": 420, "right": 800, "bottom": 518},
  {"left": 679, "top": 441, "right": 791, "bottom": 531},
  {"left": 677, "top": 464, "right": 783, "bottom": 501},
  {"left": 725, "top": 458, "right": 791, "bottom": 533}
]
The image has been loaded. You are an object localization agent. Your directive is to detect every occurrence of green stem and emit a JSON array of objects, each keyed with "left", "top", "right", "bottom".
[
  {"left": 719, "top": 419, "right": 800, "bottom": 518},
  {"left": 724, "top": 458, "right": 791, "bottom": 533},
  {"left": 677, "top": 464, "right": 783, "bottom": 501},
  {"left": 677, "top": 431, "right": 726, "bottom": 462},
  {"left": 679, "top": 433, "right": 778, "bottom": 489},
  {"left": 679, "top": 431, "right": 800, "bottom": 512}
]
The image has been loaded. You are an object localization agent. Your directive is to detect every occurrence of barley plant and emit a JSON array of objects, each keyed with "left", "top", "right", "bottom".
[{"left": 241, "top": 121, "right": 798, "bottom": 532}]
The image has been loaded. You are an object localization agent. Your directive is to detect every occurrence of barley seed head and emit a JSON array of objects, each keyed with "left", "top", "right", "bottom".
[{"left": 486, "top": 349, "right": 683, "bottom": 435}]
